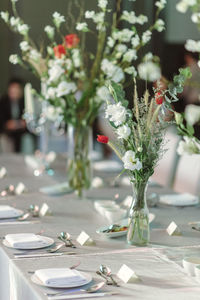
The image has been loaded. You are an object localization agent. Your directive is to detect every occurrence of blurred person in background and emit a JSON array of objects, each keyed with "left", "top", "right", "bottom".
[{"left": 0, "top": 78, "right": 27, "bottom": 152}]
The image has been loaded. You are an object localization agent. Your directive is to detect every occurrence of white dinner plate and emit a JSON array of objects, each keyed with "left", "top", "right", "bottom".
[
  {"left": 31, "top": 271, "right": 92, "bottom": 288},
  {"left": 96, "top": 214, "right": 155, "bottom": 238},
  {"left": 159, "top": 193, "right": 199, "bottom": 206},
  {"left": 93, "top": 160, "right": 122, "bottom": 172},
  {"left": 0, "top": 209, "right": 23, "bottom": 219},
  {"left": 3, "top": 235, "right": 54, "bottom": 250}
]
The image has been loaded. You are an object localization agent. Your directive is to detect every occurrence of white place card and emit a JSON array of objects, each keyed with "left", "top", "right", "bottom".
[
  {"left": 166, "top": 221, "right": 182, "bottom": 236},
  {"left": 39, "top": 203, "right": 52, "bottom": 217},
  {"left": 91, "top": 177, "right": 104, "bottom": 188},
  {"left": 15, "top": 182, "right": 26, "bottom": 195},
  {"left": 0, "top": 167, "right": 7, "bottom": 179},
  {"left": 76, "top": 231, "right": 95, "bottom": 246},
  {"left": 117, "top": 264, "right": 140, "bottom": 283}
]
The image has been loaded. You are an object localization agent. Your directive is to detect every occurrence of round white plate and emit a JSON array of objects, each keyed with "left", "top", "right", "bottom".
[
  {"left": 3, "top": 235, "right": 54, "bottom": 250},
  {"left": 0, "top": 209, "right": 23, "bottom": 219},
  {"left": 159, "top": 193, "right": 199, "bottom": 206},
  {"left": 31, "top": 271, "right": 92, "bottom": 288},
  {"left": 96, "top": 213, "right": 155, "bottom": 238}
]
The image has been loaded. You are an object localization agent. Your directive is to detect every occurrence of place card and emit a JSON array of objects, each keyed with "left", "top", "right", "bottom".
[
  {"left": 76, "top": 231, "right": 95, "bottom": 246},
  {"left": 39, "top": 203, "right": 52, "bottom": 217},
  {"left": 117, "top": 264, "right": 140, "bottom": 283},
  {"left": 15, "top": 182, "right": 26, "bottom": 195},
  {"left": 0, "top": 167, "right": 7, "bottom": 179},
  {"left": 92, "top": 177, "right": 104, "bottom": 188},
  {"left": 166, "top": 221, "right": 182, "bottom": 236}
]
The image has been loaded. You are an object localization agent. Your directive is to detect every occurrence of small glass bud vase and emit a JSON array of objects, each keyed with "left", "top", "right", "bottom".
[
  {"left": 127, "top": 180, "right": 150, "bottom": 246},
  {"left": 67, "top": 124, "right": 93, "bottom": 199}
]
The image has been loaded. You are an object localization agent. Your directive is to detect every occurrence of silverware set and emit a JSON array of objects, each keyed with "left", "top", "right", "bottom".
[
  {"left": 96, "top": 265, "right": 119, "bottom": 287},
  {"left": 58, "top": 232, "right": 76, "bottom": 248}
]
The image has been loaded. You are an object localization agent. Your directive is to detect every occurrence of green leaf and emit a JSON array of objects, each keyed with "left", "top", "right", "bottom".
[{"left": 108, "top": 81, "right": 128, "bottom": 107}]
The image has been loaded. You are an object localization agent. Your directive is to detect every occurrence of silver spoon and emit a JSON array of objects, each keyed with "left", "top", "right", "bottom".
[
  {"left": 58, "top": 232, "right": 76, "bottom": 248},
  {"left": 17, "top": 213, "right": 30, "bottom": 221},
  {"left": 45, "top": 281, "right": 105, "bottom": 297},
  {"left": 28, "top": 261, "right": 81, "bottom": 274},
  {"left": 100, "top": 265, "right": 119, "bottom": 287},
  {"left": 96, "top": 271, "right": 112, "bottom": 285}
]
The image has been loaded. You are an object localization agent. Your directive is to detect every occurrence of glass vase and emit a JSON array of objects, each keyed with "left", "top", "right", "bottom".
[
  {"left": 127, "top": 180, "right": 150, "bottom": 246},
  {"left": 67, "top": 124, "right": 93, "bottom": 198}
]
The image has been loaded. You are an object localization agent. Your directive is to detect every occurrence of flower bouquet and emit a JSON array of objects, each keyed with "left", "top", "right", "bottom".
[
  {"left": 1, "top": 0, "right": 167, "bottom": 197},
  {"left": 97, "top": 70, "right": 191, "bottom": 245}
]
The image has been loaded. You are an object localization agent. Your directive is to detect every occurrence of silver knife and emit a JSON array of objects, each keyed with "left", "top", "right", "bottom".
[
  {"left": 14, "top": 252, "right": 76, "bottom": 258},
  {"left": 48, "top": 292, "right": 118, "bottom": 300}
]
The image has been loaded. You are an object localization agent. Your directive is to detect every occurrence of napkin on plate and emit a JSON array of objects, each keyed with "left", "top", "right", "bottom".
[
  {"left": 159, "top": 193, "right": 199, "bottom": 206},
  {"left": 0, "top": 205, "right": 20, "bottom": 218},
  {"left": 5, "top": 233, "right": 48, "bottom": 248},
  {"left": 93, "top": 160, "right": 122, "bottom": 172},
  {"left": 35, "top": 268, "right": 87, "bottom": 286}
]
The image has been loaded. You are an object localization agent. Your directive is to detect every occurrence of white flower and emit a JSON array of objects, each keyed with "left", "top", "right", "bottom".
[
  {"left": 46, "top": 106, "right": 63, "bottom": 121},
  {"left": 185, "top": 104, "right": 200, "bottom": 125},
  {"left": 155, "top": 0, "right": 167, "bottom": 9},
  {"left": 176, "top": 0, "right": 196, "bottom": 13},
  {"left": 131, "top": 35, "right": 140, "bottom": 48},
  {"left": 10, "top": 16, "right": 20, "bottom": 27},
  {"left": 142, "top": 30, "right": 152, "bottom": 44},
  {"left": 124, "top": 66, "right": 137, "bottom": 76},
  {"left": 98, "top": 0, "right": 108, "bottom": 9},
  {"left": 94, "top": 12, "right": 105, "bottom": 24},
  {"left": 44, "top": 25, "right": 55, "bottom": 39},
  {"left": 0, "top": 11, "right": 9, "bottom": 23},
  {"left": 46, "top": 87, "right": 57, "bottom": 99},
  {"left": 138, "top": 61, "right": 161, "bottom": 82},
  {"left": 85, "top": 11, "right": 95, "bottom": 19},
  {"left": 185, "top": 39, "right": 200, "bottom": 52},
  {"left": 76, "top": 22, "right": 88, "bottom": 31},
  {"left": 101, "top": 59, "right": 124, "bottom": 82},
  {"left": 122, "top": 150, "right": 142, "bottom": 171},
  {"left": 116, "top": 125, "right": 131, "bottom": 140},
  {"left": 116, "top": 44, "right": 127, "bottom": 53},
  {"left": 53, "top": 12, "right": 65, "bottom": 27},
  {"left": 177, "top": 136, "right": 200, "bottom": 155},
  {"left": 144, "top": 52, "right": 153, "bottom": 61},
  {"left": 56, "top": 81, "right": 77, "bottom": 97},
  {"left": 9, "top": 54, "right": 19, "bottom": 65},
  {"left": 123, "top": 49, "right": 137, "bottom": 62},
  {"left": 19, "top": 41, "right": 30, "bottom": 52},
  {"left": 72, "top": 49, "right": 81, "bottom": 68},
  {"left": 11, "top": 0, "right": 18, "bottom": 2},
  {"left": 112, "top": 29, "right": 134, "bottom": 42},
  {"left": 17, "top": 24, "right": 29, "bottom": 35},
  {"left": 137, "top": 15, "right": 148, "bottom": 25},
  {"left": 191, "top": 13, "right": 200, "bottom": 23},
  {"left": 96, "top": 86, "right": 110, "bottom": 101},
  {"left": 65, "top": 58, "right": 73, "bottom": 70},
  {"left": 105, "top": 102, "right": 127, "bottom": 126},
  {"left": 107, "top": 37, "right": 115, "bottom": 48},
  {"left": 155, "top": 19, "right": 165, "bottom": 32},
  {"left": 121, "top": 11, "right": 137, "bottom": 24},
  {"left": 48, "top": 65, "right": 65, "bottom": 82},
  {"left": 29, "top": 49, "right": 41, "bottom": 62}
]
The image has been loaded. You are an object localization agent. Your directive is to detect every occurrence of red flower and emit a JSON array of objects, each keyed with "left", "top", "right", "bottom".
[
  {"left": 65, "top": 34, "right": 79, "bottom": 48},
  {"left": 97, "top": 135, "right": 109, "bottom": 144},
  {"left": 53, "top": 45, "right": 66, "bottom": 58},
  {"left": 155, "top": 92, "right": 164, "bottom": 105}
]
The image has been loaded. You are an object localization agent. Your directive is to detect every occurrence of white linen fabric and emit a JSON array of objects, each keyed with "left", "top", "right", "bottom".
[
  {"left": 5, "top": 233, "right": 48, "bottom": 248},
  {"left": 35, "top": 268, "right": 88, "bottom": 286}
]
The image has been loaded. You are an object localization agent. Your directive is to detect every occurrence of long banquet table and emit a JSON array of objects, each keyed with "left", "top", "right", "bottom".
[{"left": 1, "top": 154, "right": 200, "bottom": 300}]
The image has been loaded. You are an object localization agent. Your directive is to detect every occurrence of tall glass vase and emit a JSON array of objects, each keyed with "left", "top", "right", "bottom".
[
  {"left": 127, "top": 180, "right": 150, "bottom": 246},
  {"left": 67, "top": 124, "right": 93, "bottom": 198}
]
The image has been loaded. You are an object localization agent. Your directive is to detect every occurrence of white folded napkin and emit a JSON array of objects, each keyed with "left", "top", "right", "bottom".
[
  {"left": 0, "top": 205, "right": 20, "bottom": 218},
  {"left": 5, "top": 233, "right": 48, "bottom": 248},
  {"left": 35, "top": 268, "right": 87, "bottom": 286},
  {"left": 93, "top": 160, "right": 122, "bottom": 172},
  {"left": 159, "top": 193, "right": 199, "bottom": 206}
]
